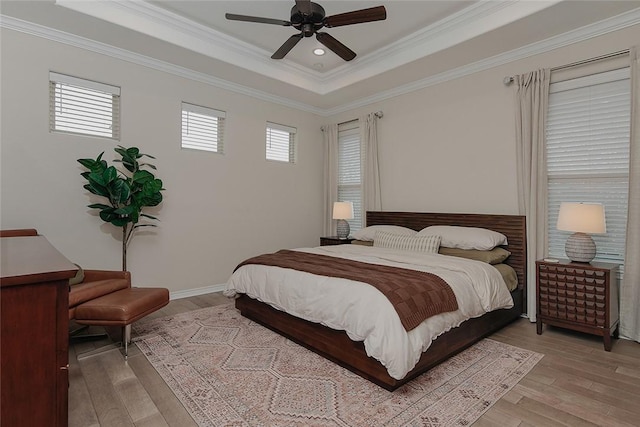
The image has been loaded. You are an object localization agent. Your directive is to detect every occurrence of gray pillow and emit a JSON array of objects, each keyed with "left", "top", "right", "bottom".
[{"left": 438, "top": 247, "right": 511, "bottom": 264}]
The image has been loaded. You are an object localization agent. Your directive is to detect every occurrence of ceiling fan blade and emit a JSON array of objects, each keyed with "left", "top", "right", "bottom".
[
  {"left": 324, "top": 6, "right": 386, "bottom": 28},
  {"left": 225, "top": 13, "right": 291, "bottom": 26},
  {"left": 271, "top": 33, "right": 303, "bottom": 59},
  {"left": 295, "top": 0, "right": 312, "bottom": 15},
  {"left": 316, "top": 32, "right": 356, "bottom": 61}
]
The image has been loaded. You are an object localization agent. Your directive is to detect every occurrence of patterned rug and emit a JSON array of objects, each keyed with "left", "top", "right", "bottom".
[{"left": 134, "top": 300, "right": 542, "bottom": 427}]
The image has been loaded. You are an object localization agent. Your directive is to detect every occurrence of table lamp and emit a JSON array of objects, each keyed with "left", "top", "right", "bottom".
[
  {"left": 556, "top": 202, "right": 606, "bottom": 263},
  {"left": 333, "top": 201, "right": 354, "bottom": 239}
]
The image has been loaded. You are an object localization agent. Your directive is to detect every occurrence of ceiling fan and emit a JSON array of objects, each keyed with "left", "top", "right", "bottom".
[{"left": 225, "top": 0, "right": 387, "bottom": 61}]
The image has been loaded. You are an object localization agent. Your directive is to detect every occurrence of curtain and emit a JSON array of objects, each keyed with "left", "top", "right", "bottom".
[
  {"left": 514, "top": 69, "right": 550, "bottom": 322},
  {"left": 322, "top": 124, "right": 339, "bottom": 236},
  {"left": 620, "top": 47, "right": 640, "bottom": 342},
  {"left": 360, "top": 113, "right": 382, "bottom": 215}
]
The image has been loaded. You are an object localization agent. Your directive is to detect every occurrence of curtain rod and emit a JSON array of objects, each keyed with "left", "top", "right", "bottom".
[
  {"left": 321, "top": 111, "right": 383, "bottom": 131},
  {"left": 503, "top": 49, "right": 630, "bottom": 85},
  {"left": 551, "top": 49, "right": 629, "bottom": 72}
]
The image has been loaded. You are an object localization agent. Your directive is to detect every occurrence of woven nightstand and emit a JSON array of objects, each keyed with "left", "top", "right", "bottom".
[{"left": 536, "top": 259, "right": 619, "bottom": 351}]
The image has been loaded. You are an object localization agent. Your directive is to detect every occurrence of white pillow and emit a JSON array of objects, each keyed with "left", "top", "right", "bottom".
[
  {"left": 417, "top": 225, "right": 507, "bottom": 250},
  {"left": 352, "top": 225, "right": 416, "bottom": 242},
  {"left": 374, "top": 230, "right": 441, "bottom": 253}
]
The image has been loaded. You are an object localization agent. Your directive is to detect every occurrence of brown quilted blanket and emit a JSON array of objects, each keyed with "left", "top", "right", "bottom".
[{"left": 235, "top": 249, "right": 458, "bottom": 331}]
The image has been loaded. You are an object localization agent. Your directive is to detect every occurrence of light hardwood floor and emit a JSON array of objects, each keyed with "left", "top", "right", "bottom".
[{"left": 69, "top": 293, "right": 640, "bottom": 427}]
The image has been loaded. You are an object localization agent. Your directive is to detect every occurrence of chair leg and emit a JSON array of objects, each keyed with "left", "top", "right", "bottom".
[{"left": 123, "top": 324, "right": 131, "bottom": 359}]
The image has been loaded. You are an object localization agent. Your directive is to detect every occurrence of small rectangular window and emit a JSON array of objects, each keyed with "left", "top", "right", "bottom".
[
  {"left": 181, "top": 102, "right": 226, "bottom": 153},
  {"left": 49, "top": 72, "right": 120, "bottom": 140},
  {"left": 266, "top": 122, "right": 296, "bottom": 163}
]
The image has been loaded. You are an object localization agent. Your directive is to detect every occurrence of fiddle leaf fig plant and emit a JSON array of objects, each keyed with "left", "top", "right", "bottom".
[{"left": 78, "top": 146, "right": 164, "bottom": 271}]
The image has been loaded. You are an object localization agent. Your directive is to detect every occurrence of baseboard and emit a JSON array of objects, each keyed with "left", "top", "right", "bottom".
[{"left": 170, "top": 283, "right": 226, "bottom": 300}]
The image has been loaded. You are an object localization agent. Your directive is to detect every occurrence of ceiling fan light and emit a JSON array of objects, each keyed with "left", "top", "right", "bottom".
[{"left": 226, "top": 1, "right": 386, "bottom": 61}]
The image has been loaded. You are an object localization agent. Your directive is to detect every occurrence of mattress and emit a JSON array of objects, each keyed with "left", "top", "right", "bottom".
[{"left": 225, "top": 244, "right": 514, "bottom": 380}]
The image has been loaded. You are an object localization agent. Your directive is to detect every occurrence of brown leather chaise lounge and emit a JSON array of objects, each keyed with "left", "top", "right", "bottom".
[{"left": 0, "top": 228, "right": 169, "bottom": 358}]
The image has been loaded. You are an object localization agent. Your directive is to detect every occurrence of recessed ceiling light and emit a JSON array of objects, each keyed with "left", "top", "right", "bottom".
[{"left": 313, "top": 48, "right": 325, "bottom": 56}]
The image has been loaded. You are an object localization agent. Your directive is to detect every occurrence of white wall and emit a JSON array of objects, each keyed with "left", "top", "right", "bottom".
[
  {"left": 328, "top": 25, "right": 640, "bottom": 216},
  {"left": 0, "top": 29, "right": 324, "bottom": 294}
]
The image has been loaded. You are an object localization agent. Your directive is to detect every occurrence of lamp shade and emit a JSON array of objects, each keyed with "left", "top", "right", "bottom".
[
  {"left": 557, "top": 202, "right": 606, "bottom": 234},
  {"left": 332, "top": 201, "right": 354, "bottom": 220}
]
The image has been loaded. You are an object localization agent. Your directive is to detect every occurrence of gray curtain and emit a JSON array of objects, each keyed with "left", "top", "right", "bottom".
[
  {"left": 322, "top": 124, "right": 339, "bottom": 236},
  {"left": 360, "top": 113, "right": 382, "bottom": 217},
  {"left": 514, "top": 69, "right": 551, "bottom": 322},
  {"left": 620, "top": 47, "right": 640, "bottom": 342}
]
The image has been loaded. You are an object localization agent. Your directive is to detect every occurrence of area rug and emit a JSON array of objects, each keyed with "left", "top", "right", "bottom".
[{"left": 134, "top": 300, "right": 542, "bottom": 427}]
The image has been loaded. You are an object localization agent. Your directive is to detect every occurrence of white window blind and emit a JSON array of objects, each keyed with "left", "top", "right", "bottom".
[
  {"left": 338, "top": 121, "right": 362, "bottom": 232},
  {"left": 49, "top": 72, "right": 120, "bottom": 140},
  {"left": 181, "top": 102, "right": 225, "bottom": 153},
  {"left": 546, "top": 68, "right": 630, "bottom": 271},
  {"left": 266, "top": 122, "right": 296, "bottom": 163}
]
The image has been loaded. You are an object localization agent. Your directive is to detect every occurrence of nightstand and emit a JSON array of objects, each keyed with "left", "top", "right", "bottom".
[
  {"left": 320, "top": 236, "right": 355, "bottom": 246},
  {"left": 536, "top": 259, "right": 619, "bottom": 351}
]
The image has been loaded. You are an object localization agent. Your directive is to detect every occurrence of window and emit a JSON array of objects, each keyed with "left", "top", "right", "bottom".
[
  {"left": 181, "top": 103, "right": 225, "bottom": 153},
  {"left": 49, "top": 72, "right": 120, "bottom": 139},
  {"left": 266, "top": 122, "right": 296, "bottom": 163},
  {"left": 338, "top": 120, "right": 362, "bottom": 232},
  {"left": 546, "top": 67, "right": 630, "bottom": 271}
]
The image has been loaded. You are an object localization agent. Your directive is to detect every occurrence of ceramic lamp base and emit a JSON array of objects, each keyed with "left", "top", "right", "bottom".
[
  {"left": 336, "top": 219, "right": 350, "bottom": 239},
  {"left": 565, "top": 232, "right": 596, "bottom": 263}
]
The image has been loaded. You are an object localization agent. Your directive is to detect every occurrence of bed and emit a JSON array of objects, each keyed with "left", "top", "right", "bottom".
[{"left": 227, "top": 211, "right": 527, "bottom": 391}]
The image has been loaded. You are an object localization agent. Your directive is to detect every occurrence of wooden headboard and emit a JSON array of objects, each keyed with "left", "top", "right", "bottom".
[{"left": 366, "top": 211, "right": 527, "bottom": 304}]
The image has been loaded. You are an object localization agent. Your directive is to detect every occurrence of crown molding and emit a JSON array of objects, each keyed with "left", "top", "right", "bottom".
[
  {"left": 0, "top": 14, "right": 324, "bottom": 115},
  {"left": 317, "top": 0, "right": 562, "bottom": 92},
  {"left": 324, "top": 7, "right": 640, "bottom": 116},
  {"left": 2, "top": 7, "right": 639, "bottom": 117},
  {"left": 54, "top": 0, "right": 561, "bottom": 95},
  {"left": 54, "top": 0, "right": 326, "bottom": 90}
]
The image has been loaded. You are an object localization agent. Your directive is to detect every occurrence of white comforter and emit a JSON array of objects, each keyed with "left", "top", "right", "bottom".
[{"left": 225, "top": 244, "right": 514, "bottom": 380}]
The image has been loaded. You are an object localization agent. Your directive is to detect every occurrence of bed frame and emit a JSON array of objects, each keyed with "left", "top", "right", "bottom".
[{"left": 235, "top": 211, "right": 527, "bottom": 391}]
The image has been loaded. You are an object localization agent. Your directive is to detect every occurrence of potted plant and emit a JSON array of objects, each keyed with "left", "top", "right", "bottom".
[{"left": 78, "top": 146, "right": 164, "bottom": 271}]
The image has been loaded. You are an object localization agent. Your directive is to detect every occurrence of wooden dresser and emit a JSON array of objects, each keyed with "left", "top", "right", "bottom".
[
  {"left": 536, "top": 259, "right": 619, "bottom": 351},
  {"left": 1, "top": 235, "right": 77, "bottom": 426}
]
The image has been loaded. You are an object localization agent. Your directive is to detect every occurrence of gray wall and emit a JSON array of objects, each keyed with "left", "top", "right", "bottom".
[
  {"left": 2, "top": 21, "right": 638, "bottom": 296},
  {"left": 327, "top": 25, "right": 640, "bottom": 216},
  {"left": 0, "top": 29, "right": 324, "bottom": 294}
]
